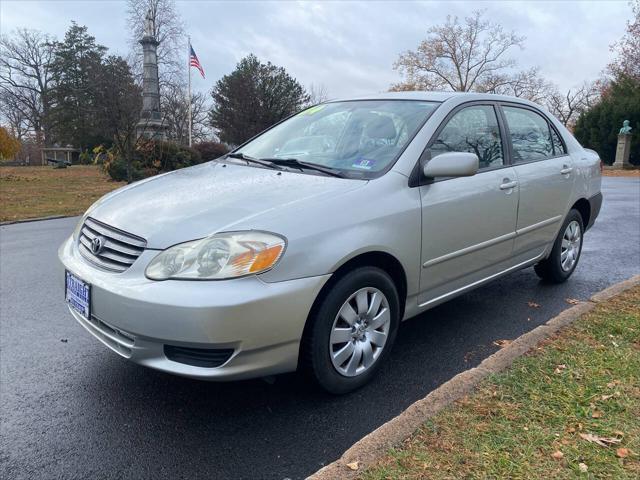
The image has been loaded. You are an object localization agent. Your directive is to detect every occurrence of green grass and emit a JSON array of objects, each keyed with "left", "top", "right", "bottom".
[{"left": 362, "top": 287, "right": 640, "bottom": 479}]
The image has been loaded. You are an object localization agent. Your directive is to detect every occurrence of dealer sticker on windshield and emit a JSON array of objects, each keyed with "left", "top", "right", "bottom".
[{"left": 65, "top": 270, "right": 91, "bottom": 320}]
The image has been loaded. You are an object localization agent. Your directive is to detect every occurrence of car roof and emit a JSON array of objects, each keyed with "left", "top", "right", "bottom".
[{"left": 330, "top": 90, "right": 540, "bottom": 107}]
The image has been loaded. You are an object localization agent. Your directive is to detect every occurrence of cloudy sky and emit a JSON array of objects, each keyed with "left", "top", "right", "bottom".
[{"left": 0, "top": 0, "right": 633, "bottom": 98}]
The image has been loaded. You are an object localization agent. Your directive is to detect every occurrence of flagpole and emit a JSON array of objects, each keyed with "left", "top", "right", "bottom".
[{"left": 188, "top": 35, "right": 192, "bottom": 147}]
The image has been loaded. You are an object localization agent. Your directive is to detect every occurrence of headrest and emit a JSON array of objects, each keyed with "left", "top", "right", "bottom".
[{"left": 364, "top": 114, "right": 397, "bottom": 140}]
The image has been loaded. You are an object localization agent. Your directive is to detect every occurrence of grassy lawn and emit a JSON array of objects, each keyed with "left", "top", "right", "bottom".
[
  {"left": 362, "top": 286, "right": 640, "bottom": 479},
  {"left": 0, "top": 165, "right": 125, "bottom": 222},
  {"left": 602, "top": 169, "right": 640, "bottom": 177}
]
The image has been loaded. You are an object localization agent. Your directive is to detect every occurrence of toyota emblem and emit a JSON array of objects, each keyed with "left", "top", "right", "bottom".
[{"left": 91, "top": 236, "right": 105, "bottom": 255}]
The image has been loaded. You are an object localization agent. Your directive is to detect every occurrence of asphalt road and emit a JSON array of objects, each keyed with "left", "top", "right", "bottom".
[{"left": 1, "top": 177, "right": 639, "bottom": 480}]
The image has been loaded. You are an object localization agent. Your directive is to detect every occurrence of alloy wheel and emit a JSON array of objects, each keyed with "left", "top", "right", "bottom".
[
  {"left": 329, "top": 287, "right": 391, "bottom": 377},
  {"left": 560, "top": 220, "right": 582, "bottom": 272}
]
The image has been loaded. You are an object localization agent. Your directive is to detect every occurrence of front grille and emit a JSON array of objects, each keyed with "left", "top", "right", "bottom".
[
  {"left": 78, "top": 217, "right": 146, "bottom": 272},
  {"left": 164, "top": 345, "right": 234, "bottom": 368}
]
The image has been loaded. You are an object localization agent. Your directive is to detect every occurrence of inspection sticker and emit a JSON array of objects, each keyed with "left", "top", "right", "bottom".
[{"left": 351, "top": 158, "right": 375, "bottom": 170}]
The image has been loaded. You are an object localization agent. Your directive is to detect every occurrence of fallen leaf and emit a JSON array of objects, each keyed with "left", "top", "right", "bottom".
[
  {"left": 551, "top": 450, "right": 564, "bottom": 460},
  {"left": 591, "top": 410, "right": 604, "bottom": 418},
  {"left": 601, "top": 394, "right": 614, "bottom": 401},
  {"left": 493, "top": 339, "right": 512, "bottom": 348},
  {"left": 614, "top": 430, "right": 625, "bottom": 437},
  {"left": 616, "top": 448, "right": 629, "bottom": 458},
  {"left": 578, "top": 462, "right": 588, "bottom": 472},
  {"left": 528, "top": 301, "right": 541, "bottom": 308},
  {"left": 346, "top": 461, "right": 359, "bottom": 471},
  {"left": 607, "top": 380, "right": 621, "bottom": 388},
  {"left": 561, "top": 438, "right": 571, "bottom": 445},
  {"left": 554, "top": 364, "right": 567, "bottom": 374},
  {"left": 566, "top": 298, "right": 581, "bottom": 305},
  {"left": 579, "top": 433, "right": 622, "bottom": 447}
]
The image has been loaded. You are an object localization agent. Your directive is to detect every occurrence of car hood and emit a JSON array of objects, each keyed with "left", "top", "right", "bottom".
[{"left": 89, "top": 161, "right": 364, "bottom": 248}]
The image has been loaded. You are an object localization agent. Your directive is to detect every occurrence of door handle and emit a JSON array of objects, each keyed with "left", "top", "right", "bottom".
[
  {"left": 560, "top": 165, "right": 573, "bottom": 175},
  {"left": 500, "top": 180, "right": 518, "bottom": 190}
]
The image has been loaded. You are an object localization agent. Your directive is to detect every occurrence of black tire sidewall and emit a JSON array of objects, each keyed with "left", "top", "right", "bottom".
[
  {"left": 307, "top": 267, "right": 400, "bottom": 394},
  {"left": 545, "top": 209, "right": 584, "bottom": 281}
]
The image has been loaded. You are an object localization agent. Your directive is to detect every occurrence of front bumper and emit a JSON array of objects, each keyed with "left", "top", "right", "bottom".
[{"left": 58, "top": 235, "right": 330, "bottom": 380}]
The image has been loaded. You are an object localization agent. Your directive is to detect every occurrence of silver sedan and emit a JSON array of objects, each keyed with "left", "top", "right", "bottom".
[{"left": 59, "top": 92, "right": 602, "bottom": 393}]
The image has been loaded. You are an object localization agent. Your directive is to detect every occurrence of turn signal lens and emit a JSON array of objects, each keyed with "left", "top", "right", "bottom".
[
  {"left": 145, "top": 231, "right": 286, "bottom": 280},
  {"left": 249, "top": 245, "right": 284, "bottom": 272}
]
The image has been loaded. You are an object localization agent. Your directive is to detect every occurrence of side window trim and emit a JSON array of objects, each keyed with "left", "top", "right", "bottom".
[
  {"left": 409, "top": 100, "right": 511, "bottom": 187},
  {"left": 497, "top": 102, "right": 568, "bottom": 166}
]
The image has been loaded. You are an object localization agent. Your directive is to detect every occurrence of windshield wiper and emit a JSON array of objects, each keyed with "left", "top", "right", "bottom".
[
  {"left": 225, "top": 152, "right": 284, "bottom": 170},
  {"left": 260, "top": 157, "right": 346, "bottom": 178}
]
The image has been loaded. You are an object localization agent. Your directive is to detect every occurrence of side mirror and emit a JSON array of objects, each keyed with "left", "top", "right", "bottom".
[{"left": 423, "top": 152, "right": 479, "bottom": 178}]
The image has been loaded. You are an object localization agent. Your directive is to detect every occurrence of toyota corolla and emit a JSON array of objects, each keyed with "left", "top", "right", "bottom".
[{"left": 59, "top": 92, "right": 602, "bottom": 394}]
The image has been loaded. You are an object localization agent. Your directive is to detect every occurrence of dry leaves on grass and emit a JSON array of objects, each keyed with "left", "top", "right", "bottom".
[
  {"left": 551, "top": 450, "right": 564, "bottom": 460},
  {"left": 554, "top": 364, "right": 567, "bottom": 374},
  {"left": 578, "top": 463, "right": 589, "bottom": 472},
  {"left": 346, "top": 461, "right": 359, "bottom": 471},
  {"left": 579, "top": 433, "right": 622, "bottom": 447},
  {"left": 528, "top": 301, "right": 541, "bottom": 308},
  {"left": 616, "top": 448, "right": 630, "bottom": 458}
]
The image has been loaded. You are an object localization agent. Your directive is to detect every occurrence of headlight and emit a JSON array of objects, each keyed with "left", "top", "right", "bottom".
[{"left": 145, "top": 231, "right": 286, "bottom": 280}]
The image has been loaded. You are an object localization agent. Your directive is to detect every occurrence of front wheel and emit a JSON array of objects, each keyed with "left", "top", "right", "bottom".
[
  {"left": 302, "top": 267, "right": 400, "bottom": 394},
  {"left": 535, "top": 209, "right": 584, "bottom": 283}
]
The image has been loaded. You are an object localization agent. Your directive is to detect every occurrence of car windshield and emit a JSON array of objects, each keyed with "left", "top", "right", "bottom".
[{"left": 233, "top": 100, "right": 440, "bottom": 179}]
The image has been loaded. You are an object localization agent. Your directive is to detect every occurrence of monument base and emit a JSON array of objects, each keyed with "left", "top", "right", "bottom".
[
  {"left": 611, "top": 133, "right": 633, "bottom": 169},
  {"left": 136, "top": 119, "right": 168, "bottom": 142}
]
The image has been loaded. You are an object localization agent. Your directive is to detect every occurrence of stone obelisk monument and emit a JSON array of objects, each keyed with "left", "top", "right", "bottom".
[{"left": 136, "top": 11, "right": 167, "bottom": 140}]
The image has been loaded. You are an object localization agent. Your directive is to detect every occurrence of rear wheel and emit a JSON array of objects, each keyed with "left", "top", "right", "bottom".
[
  {"left": 302, "top": 267, "right": 400, "bottom": 394},
  {"left": 535, "top": 209, "right": 584, "bottom": 283}
]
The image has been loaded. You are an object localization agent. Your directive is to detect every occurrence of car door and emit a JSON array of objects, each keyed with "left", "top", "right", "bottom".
[
  {"left": 417, "top": 103, "right": 519, "bottom": 307},
  {"left": 499, "top": 104, "right": 575, "bottom": 260}
]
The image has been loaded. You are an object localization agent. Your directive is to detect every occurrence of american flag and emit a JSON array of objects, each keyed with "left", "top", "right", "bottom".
[{"left": 189, "top": 44, "right": 205, "bottom": 79}]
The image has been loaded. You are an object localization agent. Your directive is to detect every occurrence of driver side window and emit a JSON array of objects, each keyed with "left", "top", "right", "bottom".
[{"left": 430, "top": 105, "right": 504, "bottom": 169}]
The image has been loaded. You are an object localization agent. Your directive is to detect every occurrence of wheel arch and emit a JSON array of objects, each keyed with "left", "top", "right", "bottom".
[
  {"left": 297, "top": 250, "right": 408, "bottom": 368},
  {"left": 571, "top": 198, "right": 591, "bottom": 230}
]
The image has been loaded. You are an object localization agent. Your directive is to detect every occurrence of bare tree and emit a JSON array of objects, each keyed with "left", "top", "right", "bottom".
[
  {"left": 483, "top": 67, "right": 554, "bottom": 103},
  {"left": 126, "top": 0, "right": 185, "bottom": 83},
  {"left": 307, "top": 83, "right": 330, "bottom": 105},
  {"left": 608, "top": 0, "right": 639, "bottom": 80},
  {"left": 161, "top": 82, "right": 211, "bottom": 145},
  {"left": 0, "top": 90, "right": 31, "bottom": 140},
  {"left": 392, "top": 10, "right": 526, "bottom": 92},
  {"left": 0, "top": 28, "right": 55, "bottom": 144},
  {"left": 546, "top": 81, "right": 602, "bottom": 128}
]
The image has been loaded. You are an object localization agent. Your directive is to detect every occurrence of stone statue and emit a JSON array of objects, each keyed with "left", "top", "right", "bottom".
[
  {"left": 144, "top": 10, "right": 154, "bottom": 37},
  {"left": 619, "top": 119, "right": 632, "bottom": 135}
]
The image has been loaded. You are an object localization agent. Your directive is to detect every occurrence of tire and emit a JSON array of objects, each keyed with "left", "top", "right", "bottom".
[
  {"left": 302, "top": 267, "right": 400, "bottom": 394},
  {"left": 534, "top": 209, "right": 584, "bottom": 283}
]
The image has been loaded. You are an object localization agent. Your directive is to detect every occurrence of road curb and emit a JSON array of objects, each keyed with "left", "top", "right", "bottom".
[
  {"left": 0, "top": 214, "right": 72, "bottom": 226},
  {"left": 308, "top": 274, "right": 640, "bottom": 480}
]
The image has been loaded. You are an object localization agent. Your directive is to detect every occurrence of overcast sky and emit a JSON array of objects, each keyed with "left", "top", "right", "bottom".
[{"left": 0, "top": 1, "right": 633, "bottom": 98}]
